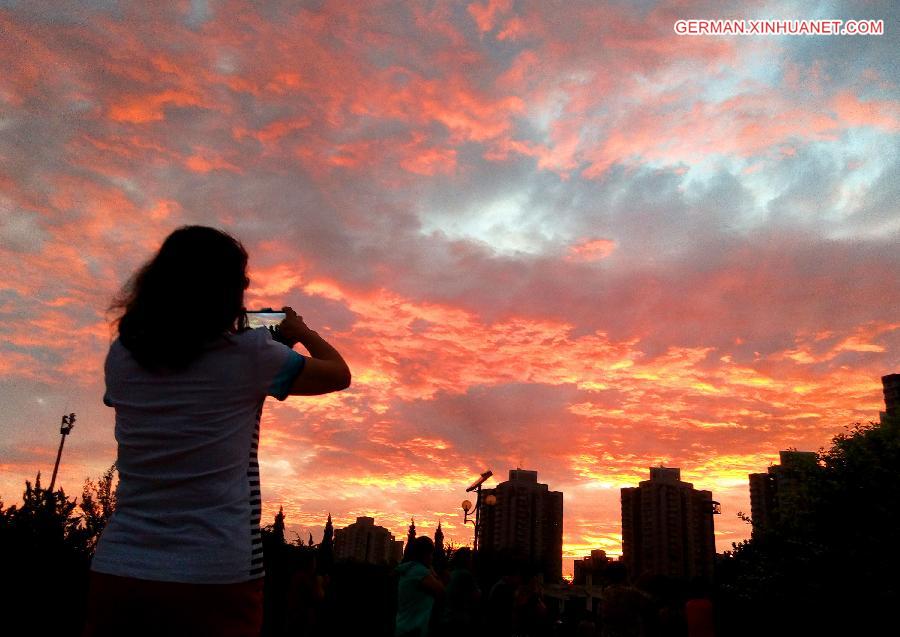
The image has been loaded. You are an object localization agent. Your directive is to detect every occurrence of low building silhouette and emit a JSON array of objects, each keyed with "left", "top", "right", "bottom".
[
  {"left": 621, "top": 467, "right": 717, "bottom": 583},
  {"left": 333, "top": 516, "right": 403, "bottom": 565},
  {"left": 573, "top": 549, "right": 612, "bottom": 585},
  {"left": 478, "top": 469, "right": 564, "bottom": 582}
]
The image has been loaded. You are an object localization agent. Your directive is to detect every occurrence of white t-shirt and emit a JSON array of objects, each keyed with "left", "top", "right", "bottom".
[{"left": 91, "top": 327, "right": 306, "bottom": 584}]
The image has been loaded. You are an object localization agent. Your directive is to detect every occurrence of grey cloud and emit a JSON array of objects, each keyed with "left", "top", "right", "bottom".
[
  {"left": 777, "top": 0, "right": 900, "bottom": 93},
  {"left": 840, "top": 152, "right": 900, "bottom": 238},
  {"left": 0, "top": 1, "right": 123, "bottom": 25},
  {"left": 0, "top": 204, "right": 47, "bottom": 253},
  {"left": 766, "top": 145, "right": 840, "bottom": 197}
]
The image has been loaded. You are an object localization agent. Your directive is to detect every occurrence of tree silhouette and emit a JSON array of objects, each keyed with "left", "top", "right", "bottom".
[
  {"left": 718, "top": 414, "right": 900, "bottom": 635},
  {"left": 434, "top": 520, "right": 446, "bottom": 571},
  {"left": 319, "top": 513, "right": 334, "bottom": 574},
  {"left": 273, "top": 505, "right": 286, "bottom": 545},
  {"left": 813, "top": 414, "right": 900, "bottom": 617},
  {"left": 0, "top": 472, "right": 85, "bottom": 555},
  {"left": 78, "top": 463, "right": 118, "bottom": 553},
  {"left": 402, "top": 517, "right": 416, "bottom": 562},
  {"left": 0, "top": 472, "right": 92, "bottom": 634}
]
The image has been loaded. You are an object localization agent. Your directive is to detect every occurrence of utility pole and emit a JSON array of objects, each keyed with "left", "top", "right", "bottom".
[{"left": 48, "top": 412, "right": 76, "bottom": 493}]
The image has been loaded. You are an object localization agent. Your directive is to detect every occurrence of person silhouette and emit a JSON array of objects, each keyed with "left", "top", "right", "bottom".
[
  {"left": 81, "top": 226, "right": 351, "bottom": 637},
  {"left": 438, "top": 547, "right": 480, "bottom": 635},
  {"left": 395, "top": 536, "right": 444, "bottom": 637}
]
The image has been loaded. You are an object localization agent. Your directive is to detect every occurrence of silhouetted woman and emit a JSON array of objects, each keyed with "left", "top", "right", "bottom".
[
  {"left": 81, "top": 226, "right": 351, "bottom": 637},
  {"left": 395, "top": 536, "right": 444, "bottom": 637}
]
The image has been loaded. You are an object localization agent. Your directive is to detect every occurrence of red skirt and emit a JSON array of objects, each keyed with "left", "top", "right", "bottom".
[{"left": 81, "top": 570, "right": 264, "bottom": 637}]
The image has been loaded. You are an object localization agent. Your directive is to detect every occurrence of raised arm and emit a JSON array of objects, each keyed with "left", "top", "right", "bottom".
[{"left": 278, "top": 307, "right": 351, "bottom": 396}]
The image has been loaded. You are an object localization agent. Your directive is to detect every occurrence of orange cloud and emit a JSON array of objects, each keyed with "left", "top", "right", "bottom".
[
  {"left": 108, "top": 89, "right": 209, "bottom": 124},
  {"left": 566, "top": 238, "right": 617, "bottom": 262},
  {"left": 184, "top": 152, "right": 242, "bottom": 173}
]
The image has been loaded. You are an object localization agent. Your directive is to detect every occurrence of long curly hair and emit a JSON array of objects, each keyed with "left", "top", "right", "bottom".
[{"left": 110, "top": 226, "right": 249, "bottom": 370}]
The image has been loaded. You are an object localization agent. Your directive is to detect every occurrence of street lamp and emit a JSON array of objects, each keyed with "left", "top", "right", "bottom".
[
  {"left": 48, "top": 412, "right": 76, "bottom": 494},
  {"left": 461, "top": 470, "right": 495, "bottom": 551}
]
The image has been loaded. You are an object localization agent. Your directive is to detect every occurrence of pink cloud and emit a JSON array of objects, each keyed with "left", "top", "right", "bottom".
[
  {"left": 467, "top": 0, "right": 514, "bottom": 33},
  {"left": 832, "top": 91, "right": 900, "bottom": 131}
]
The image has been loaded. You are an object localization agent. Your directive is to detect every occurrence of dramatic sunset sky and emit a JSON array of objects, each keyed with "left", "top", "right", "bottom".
[{"left": 1, "top": 1, "right": 898, "bottom": 575}]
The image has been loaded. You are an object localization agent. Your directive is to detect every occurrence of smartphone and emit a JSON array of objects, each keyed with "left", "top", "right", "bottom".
[{"left": 244, "top": 308, "right": 286, "bottom": 329}]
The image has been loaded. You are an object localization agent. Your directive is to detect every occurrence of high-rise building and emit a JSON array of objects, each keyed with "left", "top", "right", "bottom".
[
  {"left": 880, "top": 373, "right": 899, "bottom": 423},
  {"left": 621, "top": 467, "right": 717, "bottom": 582},
  {"left": 333, "top": 516, "right": 402, "bottom": 565},
  {"left": 478, "top": 469, "right": 564, "bottom": 582},
  {"left": 748, "top": 472, "right": 773, "bottom": 534},
  {"left": 748, "top": 450, "right": 818, "bottom": 538}
]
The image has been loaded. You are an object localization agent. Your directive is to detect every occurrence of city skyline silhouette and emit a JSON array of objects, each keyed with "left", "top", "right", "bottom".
[{"left": 8, "top": 372, "right": 896, "bottom": 581}]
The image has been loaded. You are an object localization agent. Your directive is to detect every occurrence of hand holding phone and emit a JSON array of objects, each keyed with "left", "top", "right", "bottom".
[{"left": 277, "top": 307, "right": 316, "bottom": 346}]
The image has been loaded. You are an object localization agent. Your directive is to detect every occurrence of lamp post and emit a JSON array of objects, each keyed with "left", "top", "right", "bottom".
[
  {"left": 461, "top": 470, "right": 495, "bottom": 551},
  {"left": 48, "top": 412, "right": 76, "bottom": 494}
]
